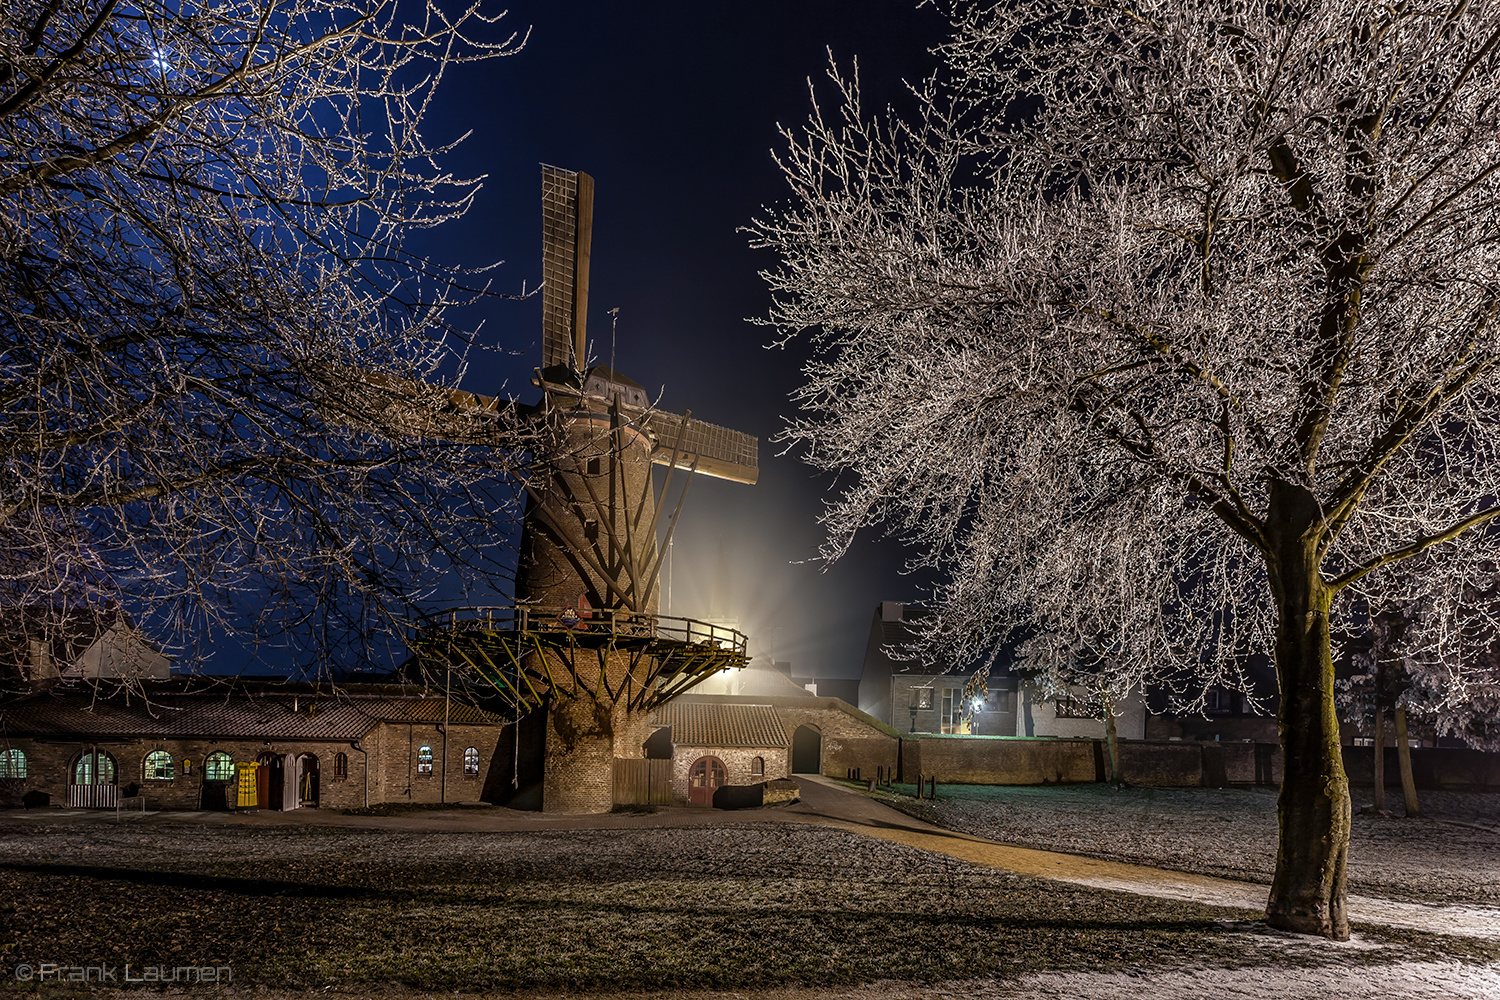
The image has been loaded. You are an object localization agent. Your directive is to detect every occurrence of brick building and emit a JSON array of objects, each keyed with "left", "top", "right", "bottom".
[
  {"left": 0, "top": 682, "right": 512, "bottom": 811},
  {"left": 650, "top": 701, "right": 789, "bottom": 804}
]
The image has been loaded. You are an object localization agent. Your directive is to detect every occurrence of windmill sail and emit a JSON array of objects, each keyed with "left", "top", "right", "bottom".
[
  {"left": 540, "top": 165, "right": 594, "bottom": 372},
  {"left": 643, "top": 411, "right": 758, "bottom": 485}
]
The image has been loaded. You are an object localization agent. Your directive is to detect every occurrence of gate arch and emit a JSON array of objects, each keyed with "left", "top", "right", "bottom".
[
  {"left": 687, "top": 756, "right": 727, "bottom": 806},
  {"left": 791, "top": 725, "right": 822, "bottom": 774}
]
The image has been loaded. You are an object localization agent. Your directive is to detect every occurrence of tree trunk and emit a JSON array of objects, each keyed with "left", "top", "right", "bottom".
[
  {"left": 1372, "top": 706, "right": 1386, "bottom": 812},
  {"left": 1394, "top": 703, "right": 1420, "bottom": 818},
  {"left": 1104, "top": 695, "right": 1121, "bottom": 787},
  {"left": 1263, "top": 482, "right": 1352, "bottom": 940}
]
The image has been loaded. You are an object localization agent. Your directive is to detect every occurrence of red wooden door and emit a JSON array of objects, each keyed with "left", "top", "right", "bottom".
[{"left": 688, "top": 756, "right": 727, "bottom": 806}]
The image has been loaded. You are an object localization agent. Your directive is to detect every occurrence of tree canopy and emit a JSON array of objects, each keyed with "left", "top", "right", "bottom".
[
  {"left": 754, "top": 0, "right": 1500, "bottom": 723},
  {"left": 753, "top": 0, "right": 1500, "bottom": 938},
  {"left": 1, "top": 1, "right": 528, "bottom": 678}
]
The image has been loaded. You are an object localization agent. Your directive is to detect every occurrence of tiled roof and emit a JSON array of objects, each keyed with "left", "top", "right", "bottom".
[
  {"left": 651, "top": 702, "right": 787, "bottom": 749},
  {"left": 357, "top": 698, "right": 510, "bottom": 726},
  {"left": 0, "top": 692, "right": 508, "bottom": 741}
]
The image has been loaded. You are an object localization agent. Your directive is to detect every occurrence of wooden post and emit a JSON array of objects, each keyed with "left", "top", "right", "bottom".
[{"left": 916, "top": 771, "right": 923, "bottom": 799}]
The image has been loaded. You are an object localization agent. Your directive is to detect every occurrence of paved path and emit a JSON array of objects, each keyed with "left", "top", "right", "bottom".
[
  {"left": 789, "top": 776, "right": 1500, "bottom": 941},
  {"left": 8, "top": 775, "right": 1499, "bottom": 940}
]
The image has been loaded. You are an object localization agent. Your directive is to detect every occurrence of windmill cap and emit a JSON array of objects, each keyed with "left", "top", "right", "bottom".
[{"left": 585, "top": 363, "right": 644, "bottom": 389}]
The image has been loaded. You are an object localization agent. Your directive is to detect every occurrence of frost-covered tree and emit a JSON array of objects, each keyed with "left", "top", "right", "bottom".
[
  {"left": 1344, "top": 570, "right": 1500, "bottom": 758},
  {"left": 752, "top": 0, "right": 1500, "bottom": 938},
  {"left": 1, "top": 1, "right": 529, "bottom": 681}
]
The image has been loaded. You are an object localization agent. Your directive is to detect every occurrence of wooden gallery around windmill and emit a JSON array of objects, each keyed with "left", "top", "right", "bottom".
[{"left": 417, "top": 166, "right": 776, "bottom": 813}]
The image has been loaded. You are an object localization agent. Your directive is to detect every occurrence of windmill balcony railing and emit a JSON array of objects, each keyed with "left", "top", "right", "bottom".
[{"left": 433, "top": 606, "right": 748, "bottom": 657}]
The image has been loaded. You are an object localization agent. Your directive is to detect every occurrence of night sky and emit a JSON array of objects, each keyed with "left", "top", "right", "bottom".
[{"left": 404, "top": 2, "right": 953, "bottom": 680}]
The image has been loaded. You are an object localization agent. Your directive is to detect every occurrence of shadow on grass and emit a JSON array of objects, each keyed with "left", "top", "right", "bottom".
[{"left": 0, "top": 862, "right": 378, "bottom": 899}]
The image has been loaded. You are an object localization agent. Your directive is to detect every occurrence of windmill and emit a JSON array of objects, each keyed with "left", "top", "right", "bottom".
[{"left": 420, "top": 166, "right": 759, "bottom": 813}]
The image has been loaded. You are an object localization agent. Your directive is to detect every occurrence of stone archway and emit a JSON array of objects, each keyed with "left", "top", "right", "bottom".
[{"left": 791, "top": 725, "right": 822, "bottom": 774}]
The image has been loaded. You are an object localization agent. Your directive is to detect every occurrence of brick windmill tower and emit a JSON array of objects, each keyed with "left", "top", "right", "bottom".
[{"left": 423, "top": 166, "right": 758, "bottom": 813}]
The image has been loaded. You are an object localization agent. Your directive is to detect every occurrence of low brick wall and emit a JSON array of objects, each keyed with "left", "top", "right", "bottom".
[
  {"left": 1344, "top": 745, "right": 1500, "bottom": 792},
  {"left": 893, "top": 735, "right": 1284, "bottom": 788}
]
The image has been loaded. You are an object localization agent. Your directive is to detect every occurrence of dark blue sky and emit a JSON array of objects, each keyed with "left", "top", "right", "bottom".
[{"left": 410, "top": 2, "right": 952, "bottom": 679}]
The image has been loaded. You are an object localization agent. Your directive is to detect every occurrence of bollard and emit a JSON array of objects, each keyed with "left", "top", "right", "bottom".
[
  {"left": 928, "top": 776, "right": 937, "bottom": 799},
  {"left": 867, "top": 778, "right": 876, "bottom": 792},
  {"left": 916, "top": 772, "right": 924, "bottom": 799}
]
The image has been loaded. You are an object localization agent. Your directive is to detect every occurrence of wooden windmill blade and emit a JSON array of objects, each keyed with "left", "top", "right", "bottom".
[
  {"left": 540, "top": 165, "right": 594, "bottom": 373},
  {"left": 643, "top": 411, "right": 759, "bottom": 485}
]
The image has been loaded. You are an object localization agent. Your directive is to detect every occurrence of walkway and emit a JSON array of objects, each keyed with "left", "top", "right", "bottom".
[{"left": 791, "top": 775, "right": 1500, "bottom": 941}]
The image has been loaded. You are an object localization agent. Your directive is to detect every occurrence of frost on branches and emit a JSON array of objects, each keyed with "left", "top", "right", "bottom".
[
  {"left": 0, "top": 2, "right": 530, "bottom": 685},
  {"left": 1343, "top": 565, "right": 1500, "bottom": 754},
  {"left": 751, "top": 1, "right": 1500, "bottom": 938}
]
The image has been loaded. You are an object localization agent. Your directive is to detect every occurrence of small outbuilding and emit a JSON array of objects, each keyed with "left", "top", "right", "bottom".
[{"left": 650, "top": 701, "right": 789, "bottom": 805}]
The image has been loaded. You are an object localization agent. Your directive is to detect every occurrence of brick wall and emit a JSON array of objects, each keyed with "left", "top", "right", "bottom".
[
  {"left": 0, "top": 737, "right": 371, "bottom": 811},
  {"left": 667, "top": 694, "right": 903, "bottom": 779},
  {"left": 1344, "top": 745, "right": 1500, "bottom": 792},
  {"left": 899, "top": 734, "right": 1284, "bottom": 788},
  {"left": 671, "top": 746, "right": 788, "bottom": 802},
  {"left": 770, "top": 700, "right": 901, "bottom": 778},
  {"left": 1, "top": 721, "right": 510, "bottom": 811},
  {"left": 365, "top": 722, "right": 504, "bottom": 806}
]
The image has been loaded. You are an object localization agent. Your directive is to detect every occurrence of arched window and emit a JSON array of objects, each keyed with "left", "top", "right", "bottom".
[
  {"left": 144, "top": 750, "right": 174, "bottom": 781},
  {"left": 72, "top": 750, "right": 116, "bottom": 785},
  {"left": 334, "top": 752, "right": 348, "bottom": 780},
  {"left": 0, "top": 748, "right": 26, "bottom": 779},
  {"left": 463, "top": 747, "right": 479, "bottom": 776},
  {"left": 751, "top": 756, "right": 765, "bottom": 779},
  {"left": 205, "top": 752, "right": 234, "bottom": 781},
  {"left": 417, "top": 745, "right": 433, "bottom": 774}
]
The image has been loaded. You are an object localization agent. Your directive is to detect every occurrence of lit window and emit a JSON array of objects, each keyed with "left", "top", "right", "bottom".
[
  {"left": 0, "top": 749, "right": 26, "bottom": 779},
  {"left": 751, "top": 756, "right": 764, "bottom": 779},
  {"left": 73, "top": 750, "right": 116, "bottom": 785},
  {"left": 463, "top": 747, "right": 479, "bottom": 776},
  {"left": 205, "top": 752, "right": 234, "bottom": 781},
  {"left": 334, "top": 752, "right": 349, "bottom": 780},
  {"left": 911, "top": 687, "right": 933, "bottom": 709},
  {"left": 144, "top": 750, "right": 174, "bottom": 781},
  {"left": 417, "top": 745, "right": 433, "bottom": 774}
]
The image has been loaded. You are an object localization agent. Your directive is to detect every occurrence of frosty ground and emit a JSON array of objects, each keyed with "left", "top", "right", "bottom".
[
  {"left": 0, "top": 780, "right": 1496, "bottom": 999},
  {"left": 879, "top": 781, "right": 1500, "bottom": 905}
]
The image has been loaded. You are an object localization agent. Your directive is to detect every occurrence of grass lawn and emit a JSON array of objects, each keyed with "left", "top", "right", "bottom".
[{"left": 1, "top": 820, "right": 1494, "bottom": 993}]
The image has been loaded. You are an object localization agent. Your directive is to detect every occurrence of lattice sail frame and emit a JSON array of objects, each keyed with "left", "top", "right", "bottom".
[
  {"left": 540, "top": 165, "right": 593, "bottom": 372},
  {"left": 415, "top": 606, "right": 749, "bottom": 717}
]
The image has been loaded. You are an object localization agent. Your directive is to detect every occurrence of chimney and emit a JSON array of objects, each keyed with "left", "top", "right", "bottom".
[{"left": 26, "top": 639, "right": 60, "bottom": 692}]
